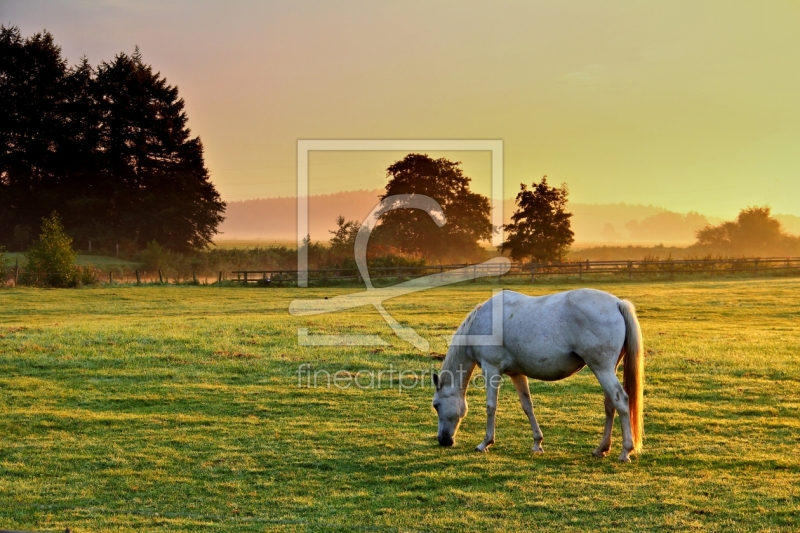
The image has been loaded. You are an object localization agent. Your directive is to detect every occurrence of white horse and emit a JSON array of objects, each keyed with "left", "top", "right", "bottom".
[{"left": 432, "top": 288, "right": 644, "bottom": 462}]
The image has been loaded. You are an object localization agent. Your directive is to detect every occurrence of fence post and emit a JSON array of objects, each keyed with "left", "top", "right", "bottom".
[
  {"left": 710, "top": 262, "right": 714, "bottom": 278},
  {"left": 670, "top": 261, "right": 674, "bottom": 280},
  {"left": 579, "top": 261, "right": 582, "bottom": 280},
  {"left": 14, "top": 258, "right": 19, "bottom": 286},
  {"left": 218, "top": 271, "right": 222, "bottom": 284},
  {"left": 627, "top": 261, "right": 632, "bottom": 281},
  {"left": 530, "top": 264, "right": 536, "bottom": 283},
  {"left": 192, "top": 269, "right": 197, "bottom": 283},
  {"left": 754, "top": 258, "right": 759, "bottom": 276},
  {"left": 158, "top": 269, "right": 164, "bottom": 283},
  {"left": 244, "top": 272, "right": 248, "bottom": 284},
  {"left": 109, "top": 271, "right": 113, "bottom": 284},
  {"left": 135, "top": 269, "right": 140, "bottom": 284}
]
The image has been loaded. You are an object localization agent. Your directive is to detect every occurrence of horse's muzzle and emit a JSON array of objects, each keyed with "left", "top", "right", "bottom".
[{"left": 438, "top": 435, "right": 454, "bottom": 447}]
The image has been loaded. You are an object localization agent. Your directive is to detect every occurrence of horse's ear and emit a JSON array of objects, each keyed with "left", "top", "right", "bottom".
[{"left": 432, "top": 372, "right": 439, "bottom": 389}]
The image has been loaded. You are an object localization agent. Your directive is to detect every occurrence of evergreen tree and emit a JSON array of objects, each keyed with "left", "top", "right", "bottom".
[
  {"left": 0, "top": 26, "right": 225, "bottom": 253},
  {"left": 329, "top": 215, "right": 361, "bottom": 252},
  {"left": 92, "top": 48, "right": 224, "bottom": 252},
  {"left": 502, "top": 177, "right": 574, "bottom": 263},
  {"left": 0, "top": 26, "right": 70, "bottom": 249}
]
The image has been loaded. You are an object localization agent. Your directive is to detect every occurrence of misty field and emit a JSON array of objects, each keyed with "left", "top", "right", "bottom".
[{"left": 1, "top": 279, "right": 799, "bottom": 532}]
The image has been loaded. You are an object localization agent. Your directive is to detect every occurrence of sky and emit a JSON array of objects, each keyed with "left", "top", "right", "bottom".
[{"left": 3, "top": 0, "right": 799, "bottom": 218}]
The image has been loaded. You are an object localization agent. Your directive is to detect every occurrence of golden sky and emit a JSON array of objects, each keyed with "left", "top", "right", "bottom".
[{"left": 4, "top": 0, "right": 800, "bottom": 217}]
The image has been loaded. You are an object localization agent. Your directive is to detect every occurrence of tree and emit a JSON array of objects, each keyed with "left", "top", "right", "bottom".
[
  {"left": 329, "top": 215, "right": 361, "bottom": 253},
  {"left": 0, "top": 26, "right": 71, "bottom": 250},
  {"left": 91, "top": 48, "right": 224, "bottom": 252},
  {"left": 372, "top": 154, "right": 492, "bottom": 261},
  {"left": 694, "top": 206, "right": 799, "bottom": 256},
  {"left": 0, "top": 26, "right": 225, "bottom": 253},
  {"left": 23, "top": 213, "right": 79, "bottom": 287},
  {"left": 625, "top": 211, "right": 709, "bottom": 242},
  {"left": 502, "top": 176, "right": 574, "bottom": 263}
]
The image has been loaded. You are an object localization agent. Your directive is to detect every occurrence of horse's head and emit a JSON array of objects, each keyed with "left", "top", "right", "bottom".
[{"left": 432, "top": 372, "right": 468, "bottom": 447}]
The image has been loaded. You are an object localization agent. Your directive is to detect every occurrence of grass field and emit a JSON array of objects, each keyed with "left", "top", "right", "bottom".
[{"left": 1, "top": 278, "right": 799, "bottom": 531}]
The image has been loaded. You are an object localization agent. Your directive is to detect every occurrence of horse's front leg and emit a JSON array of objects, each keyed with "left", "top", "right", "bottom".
[
  {"left": 509, "top": 374, "right": 544, "bottom": 453},
  {"left": 475, "top": 365, "right": 501, "bottom": 452}
]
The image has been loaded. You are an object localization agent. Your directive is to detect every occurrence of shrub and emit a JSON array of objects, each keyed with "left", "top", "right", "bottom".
[
  {"left": 22, "top": 213, "right": 82, "bottom": 287},
  {"left": 138, "top": 241, "right": 171, "bottom": 271}
]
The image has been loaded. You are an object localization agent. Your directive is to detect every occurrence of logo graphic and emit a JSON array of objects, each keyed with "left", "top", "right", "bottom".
[{"left": 290, "top": 140, "right": 505, "bottom": 351}]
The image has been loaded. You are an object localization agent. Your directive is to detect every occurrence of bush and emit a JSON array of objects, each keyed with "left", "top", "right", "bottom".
[
  {"left": 138, "top": 241, "right": 171, "bottom": 272},
  {"left": 22, "top": 213, "right": 81, "bottom": 287}
]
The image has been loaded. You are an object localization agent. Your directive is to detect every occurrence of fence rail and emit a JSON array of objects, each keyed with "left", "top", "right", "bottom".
[
  {"left": 6, "top": 256, "right": 800, "bottom": 287},
  {"left": 231, "top": 256, "right": 800, "bottom": 285}
]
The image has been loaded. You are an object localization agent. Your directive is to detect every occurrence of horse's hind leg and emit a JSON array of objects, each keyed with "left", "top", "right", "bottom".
[
  {"left": 592, "top": 367, "right": 634, "bottom": 462},
  {"left": 509, "top": 374, "right": 544, "bottom": 453},
  {"left": 592, "top": 392, "right": 615, "bottom": 458}
]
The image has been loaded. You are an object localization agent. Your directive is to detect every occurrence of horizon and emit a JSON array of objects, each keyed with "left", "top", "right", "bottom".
[
  {"left": 216, "top": 189, "right": 800, "bottom": 245},
  {"left": 3, "top": 1, "right": 799, "bottom": 218}
]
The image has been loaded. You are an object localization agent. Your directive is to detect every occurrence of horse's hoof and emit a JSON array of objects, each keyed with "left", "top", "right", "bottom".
[
  {"left": 617, "top": 455, "right": 631, "bottom": 463},
  {"left": 593, "top": 449, "right": 609, "bottom": 458},
  {"left": 475, "top": 441, "right": 493, "bottom": 452},
  {"left": 532, "top": 446, "right": 544, "bottom": 454}
]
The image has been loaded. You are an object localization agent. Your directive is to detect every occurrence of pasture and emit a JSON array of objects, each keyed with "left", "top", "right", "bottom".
[{"left": 1, "top": 279, "right": 798, "bottom": 531}]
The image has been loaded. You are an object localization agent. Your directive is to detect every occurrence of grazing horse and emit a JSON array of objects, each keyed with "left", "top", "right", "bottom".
[{"left": 432, "top": 289, "right": 643, "bottom": 462}]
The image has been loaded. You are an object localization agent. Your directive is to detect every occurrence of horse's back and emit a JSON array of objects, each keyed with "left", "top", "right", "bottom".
[{"left": 468, "top": 289, "right": 627, "bottom": 380}]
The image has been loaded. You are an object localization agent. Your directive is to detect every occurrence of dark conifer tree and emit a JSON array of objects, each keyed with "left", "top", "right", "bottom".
[
  {"left": 92, "top": 48, "right": 224, "bottom": 252},
  {"left": 0, "top": 26, "right": 69, "bottom": 249},
  {"left": 0, "top": 26, "right": 225, "bottom": 253},
  {"left": 502, "top": 177, "right": 574, "bottom": 263}
]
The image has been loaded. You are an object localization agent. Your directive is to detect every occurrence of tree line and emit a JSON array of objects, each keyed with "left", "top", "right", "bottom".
[
  {"left": 0, "top": 26, "right": 225, "bottom": 254},
  {"left": 326, "top": 153, "right": 576, "bottom": 265},
  {"left": 328, "top": 153, "right": 799, "bottom": 264}
]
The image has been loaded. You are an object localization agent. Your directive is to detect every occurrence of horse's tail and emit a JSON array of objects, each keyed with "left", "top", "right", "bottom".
[{"left": 618, "top": 299, "right": 644, "bottom": 454}]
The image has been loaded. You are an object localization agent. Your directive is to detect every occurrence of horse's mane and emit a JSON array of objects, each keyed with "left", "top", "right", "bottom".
[{"left": 441, "top": 303, "right": 482, "bottom": 376}]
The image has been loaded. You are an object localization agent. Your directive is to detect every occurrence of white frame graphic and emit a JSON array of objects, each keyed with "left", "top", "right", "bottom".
[{"left": 296, "top": 139, "right": 504, "bottom": 287}]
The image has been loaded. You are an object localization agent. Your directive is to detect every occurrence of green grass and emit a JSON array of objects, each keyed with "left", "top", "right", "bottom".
[{"left": 1, "top": 278, "right": 798, "bottom": 531}]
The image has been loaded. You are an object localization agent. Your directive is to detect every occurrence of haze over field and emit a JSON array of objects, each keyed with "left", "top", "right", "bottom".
[
  {"left": 217, "top": 191, "right": 800, "bottom": 246},
  {"left": 4, "top": 1, "right": 800, "bottom": 220}
]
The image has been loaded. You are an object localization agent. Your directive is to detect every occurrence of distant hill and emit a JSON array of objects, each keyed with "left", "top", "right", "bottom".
[
  {"left": 216, "top": 191, "right": 793, "bottom": 246},
  {"left": 217, "top": 190, "right": 383, "bottom": 242}
]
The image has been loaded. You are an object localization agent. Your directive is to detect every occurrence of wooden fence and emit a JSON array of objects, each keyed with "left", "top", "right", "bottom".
[
  {"left": 7, "top": 257, "right": 800, "bottom": 287},
  {"left": 231, "top": 256, "right": 800, "bottom": 286}
]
